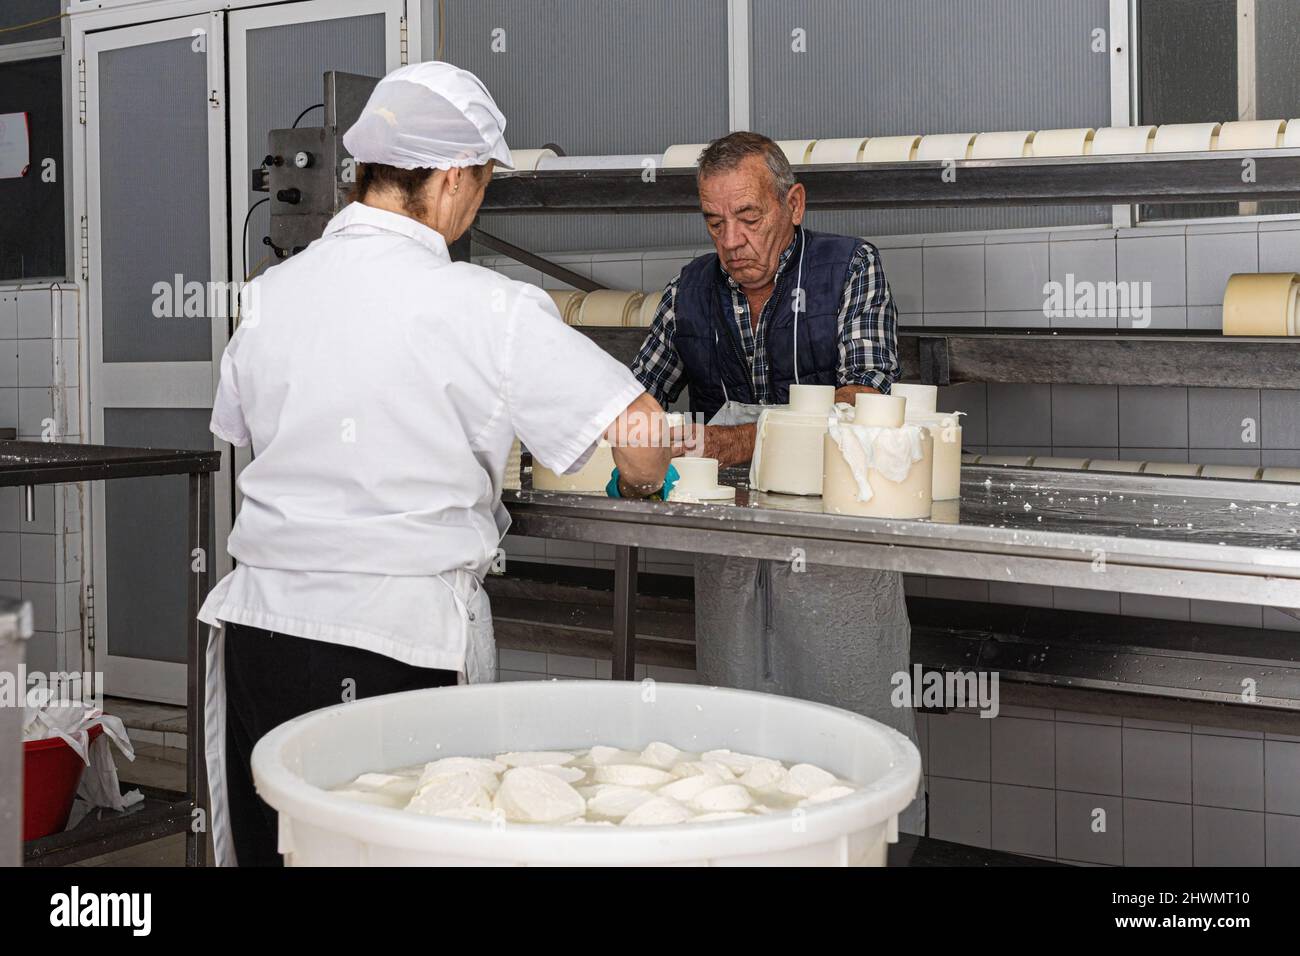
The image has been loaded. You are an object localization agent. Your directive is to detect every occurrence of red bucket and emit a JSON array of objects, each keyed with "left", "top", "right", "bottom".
[{"left": 23, "top": 724, "right": 103, "bottom": 841}]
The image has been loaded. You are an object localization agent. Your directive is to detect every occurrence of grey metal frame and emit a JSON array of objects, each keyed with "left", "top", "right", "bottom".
[
  {"left": 0, "top": 441, "right": 219, "bottom": 867},
  {"left": 559, "top": 326, "right": 1300, "bottom": 392},
  {"left": 0, "top": 598, "right": 33, "bottom": 867},
  {"left": 507, "top": 464, "right": 1300, "bottom": 678},
  {"left": 482, "top": 151, "right": 1300, "bottom": 213}
]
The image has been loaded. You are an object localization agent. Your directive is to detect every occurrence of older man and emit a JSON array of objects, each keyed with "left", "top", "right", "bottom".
[{"left": 632, "top": 131, "right": 924, "bottom": 832}]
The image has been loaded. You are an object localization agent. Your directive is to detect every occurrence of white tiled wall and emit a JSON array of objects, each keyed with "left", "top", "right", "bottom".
[
  {"left": 0, "top": 285, "right": 85, "bottom": 673},
  {"left": 925, "top": 707, "right": 1300, "bottom": 866}
]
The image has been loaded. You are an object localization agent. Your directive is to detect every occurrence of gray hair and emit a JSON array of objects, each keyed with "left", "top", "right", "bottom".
[{"left": 696, "top": 131, "right": 797, "bottom": 198}]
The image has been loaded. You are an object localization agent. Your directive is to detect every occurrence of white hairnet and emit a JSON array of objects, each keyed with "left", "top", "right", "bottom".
[{"left": 343, "top": 61, "right": 513, "bottom": 170}]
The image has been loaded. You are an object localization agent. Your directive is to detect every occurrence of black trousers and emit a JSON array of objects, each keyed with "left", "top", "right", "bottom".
[{"left": 222, "top": 622, "right": 459, "bottom": 866}]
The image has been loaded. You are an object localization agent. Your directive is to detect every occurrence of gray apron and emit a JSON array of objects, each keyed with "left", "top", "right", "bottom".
[{"left": 695, "top": 403, "right": 926, "bottom": 834}]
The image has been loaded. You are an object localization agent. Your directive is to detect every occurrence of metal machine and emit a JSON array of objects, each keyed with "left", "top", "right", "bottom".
[{"left": 255, "top": 71, "right": 380, "bottom": 258}]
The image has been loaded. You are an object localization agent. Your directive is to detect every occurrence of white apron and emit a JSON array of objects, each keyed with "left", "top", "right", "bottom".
[{"left": 202, "top": 567, "right": 494, "bottom": 867}]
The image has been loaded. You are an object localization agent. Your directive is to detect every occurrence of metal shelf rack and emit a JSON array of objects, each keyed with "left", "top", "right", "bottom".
[{"left": 0, "top": 441, "right": 219, "bottom": 868}]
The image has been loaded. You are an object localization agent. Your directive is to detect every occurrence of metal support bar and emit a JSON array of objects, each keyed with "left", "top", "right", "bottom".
[
  {"left": 918, "top": 337, "right": 950, "bottom": 386},
  {"left": 469, "top": 227, "right": 606, "bottom": 292},
  {"left": 612, "top": 545, "right": 638, "bottom": 681},
  {"left": 186, "top": 471, "right": 212, "bottom": 867},
  {"left": 482, "top": 151, "right": 1300, "bottom": 214},
  {"left": 0, "top": 600, "right": 32, "bottom": 867}
]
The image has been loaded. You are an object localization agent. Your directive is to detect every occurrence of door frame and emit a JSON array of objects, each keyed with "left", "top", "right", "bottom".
[
  {"left": 223, "top": 0, "right": 410, "bottom": 511},
  {"left": 82, "top": 12, "right": 228, "bottom": 702}
]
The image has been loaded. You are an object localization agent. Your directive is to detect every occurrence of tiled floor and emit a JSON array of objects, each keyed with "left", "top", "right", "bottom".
[{"left": 66, "top": 712, "right": 188, "bottom": 867}]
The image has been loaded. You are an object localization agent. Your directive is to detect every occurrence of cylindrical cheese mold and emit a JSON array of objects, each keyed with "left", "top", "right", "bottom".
[
  {"left": 970, "top": 130, "right": 1034, "bottom": 159},
  {"left": 1261, "top": 467, "right": 1300, "bottom": 482},
  {"left": 822, "top": 429, "right": 934, "bottom": 519},
  {"left": 503, "top": 438, "right": 523, "bottom": 491},
  {"left": 777, "top": 139, "right": 816, "bottom": 165},
  {"left": 635, "top": 291, "right": 663, "bottom": 328},
  {"left": 788, "top": 383, "right": 836, "bottom": 414},
  {"left": 961, "top": 453, "right": 981, "bottom": 464},
  {"left": 913, "top": 415, "right": 962, "bottom": 500},
  {"left": 1090, "top": 126, "right": 1157, "bottom": 155},
  {"left": 1222, "top": 273, "right": 1300, "bottom": 336},
  {"left": 1031, "top": 128, "right": 1096, "bottom": 157},
  {"left": 575, "top": 290, "right": 644, "bottom": 327},
  {"left": 1152, "top": 122, "right": 1221, "bottom": 153},
  {"left": 862, "top": 135, "right": 921, "bottom": 162},
  {"left": 532, "top": 443, "right": 615, "bottom": 492},
  {"left": 892, "top": 383, "right": 938, "bottom": 417},
  {"left": 1086, "top": 459, "right": 1144, "bottom": 473},
  {"left": 1032, "top": 457, "right": 1091, "bottom": 470},
  {"left": 1216, "top": 119, "right": 1286, "bottom": 151},
  {"left": 1200, "top": 464, "right": 1261, "bottom": 480},
  {"left": 1142, "top": 461, "right": 1202, "bottom": 477},
  {"left": 751, "top": 409, "right": 830, "bottom": 496},
  {"left": 662, "top": 143, "right": 709, "bottom": 167},
  {"left": 1284, "top": 121, "right": 1300, "bottom": 148},
  {"left": 505, "top": 148, "right": 558, "bottom": 171},
  {"left": 855, "top": 392, "right": 906, "bottom": 427},
  {"left": 915, "top": 133, "right": 975, "bottom": 162},
  {"left": 979, "top": 455, "right": 1034, "bottom": 466},
  {"left": 545, "top": 289, "right": 586, "bottom": 325},
  {"left": 809, "top": 137, "right": 869, "bottom": 164},
  {"left": 535, "top": 153, "right": 660, "bottom": 171},
  {"left": 667, "top": 456, "right": 736, "bottom": 502}
]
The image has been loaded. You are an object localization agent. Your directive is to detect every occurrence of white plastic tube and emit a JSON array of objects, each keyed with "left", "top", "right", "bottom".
[{"left": 1090, "top": 126, "right": 1157, "bottom": 155}]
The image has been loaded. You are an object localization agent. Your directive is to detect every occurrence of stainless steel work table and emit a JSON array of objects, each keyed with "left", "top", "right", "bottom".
[{"left": 504, "top": 464, "right": 1300, "bottom": 680}]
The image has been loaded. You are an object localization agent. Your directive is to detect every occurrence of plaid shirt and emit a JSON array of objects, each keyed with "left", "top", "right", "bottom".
[{"left": 631, "top": 228, "right": 900, "bottom": 408}]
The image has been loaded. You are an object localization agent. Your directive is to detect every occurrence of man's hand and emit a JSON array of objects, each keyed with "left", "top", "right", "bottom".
[
  {"left": 695, "top": 423, "right": 756, "bottom": 468},
  {"left": 835, "top": 384, "right": 879, "bottom": 405}
]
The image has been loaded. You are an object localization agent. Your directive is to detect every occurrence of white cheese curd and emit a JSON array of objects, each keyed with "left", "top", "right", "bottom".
[
  {"left": 493, "top": 767, "right": 586, "bottom": 824},
  {"left": 779, "top": 763, "right": 839, "bottom": 798},
  {"left": 585, "top": 745, "right": 641, "bottom": 765},
  {"left": 688, "top": 784, "right": 754, "bottom": 813},
  {"left": 333, "top": 742, "right": 858, "bottom": 826},
  {"left": 533, "top": 764, "right": 587, "bottom": 784},
  {"left": 418, "top": 757, "right": 502, "bottom": 794},
  {"left": 639, "top": 741, "right": 684, "bottom": 768},
  {"left": 800, "top": 785, "right": 858, "bottom": 806},
  {"left": 620, "top": 796, "right": 695, "bottom": 827},
  {"left": 350, "top": 772, "right": 421, "bottom": 803},
  {"left": 670, "top": 760, "right": 736, "bottom": 781},
  {"left": 586, "top": 786, "right": 656, "bottom": 820},
  {"left": 591, "top": 764, "right": 675, "bottom": 788},
  {"left": 657, "top": 773, "right": 727, "bottom": 802},
  {"left": 737, "top": 761, "right": 788, "bottom": 792},
  {"left": 405, "top": 774, "right": 492, "bottom": 816},
  {"left": 701, "top": 749, "right": 780, "bottom": 775},
  {"left": 496, "top": 750, "right": 578, "bottom": 768}
]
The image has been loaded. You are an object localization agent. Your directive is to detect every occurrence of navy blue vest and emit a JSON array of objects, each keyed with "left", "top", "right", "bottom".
[{"left": 673, "top": 228, "right": 860, "bottom": 423}]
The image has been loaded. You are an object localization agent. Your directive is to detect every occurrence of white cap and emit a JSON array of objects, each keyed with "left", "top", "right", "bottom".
[{"left": 343, "top": 61, "right": 513, "bottom": 170}]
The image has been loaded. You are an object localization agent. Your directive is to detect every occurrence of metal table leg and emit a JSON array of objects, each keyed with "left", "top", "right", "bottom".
[
  {"left": 612, "top": 545, "right": 638, "bottom": 681},
  {"left": 186, "top": 471, "right": 212, "bottom": 866},
  {"left": 0, "top": 600, "right": 32, "bottom": 868}
]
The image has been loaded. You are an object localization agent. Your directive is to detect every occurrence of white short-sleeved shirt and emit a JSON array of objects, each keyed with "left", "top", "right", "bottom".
[{"left": 198, "top": 202, "right": 644, "bottom": 671}]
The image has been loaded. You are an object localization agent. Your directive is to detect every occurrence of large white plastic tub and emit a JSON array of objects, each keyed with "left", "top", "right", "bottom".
[{"left": 251, "top": 681, "right": 921, "bottom": 867}]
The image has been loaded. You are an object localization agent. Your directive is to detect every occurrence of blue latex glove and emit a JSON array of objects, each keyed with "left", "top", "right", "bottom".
[{"left": 606, "top": 464, "right": 679, "bottom": 500}]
